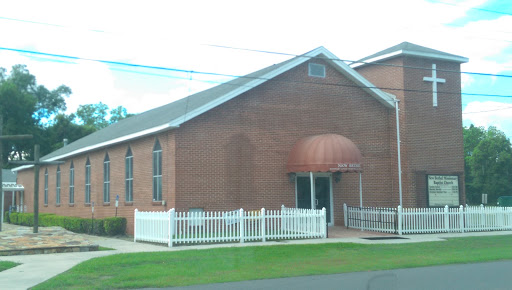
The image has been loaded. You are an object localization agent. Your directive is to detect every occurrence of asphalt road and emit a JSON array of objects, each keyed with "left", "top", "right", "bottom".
[{"left": 165, "top": 260, "right": 512, "bottom": 290}]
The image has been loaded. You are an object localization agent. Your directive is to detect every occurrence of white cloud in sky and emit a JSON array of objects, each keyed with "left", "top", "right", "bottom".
[
  {"left": 463, "top": 101, "right": 512, "bottom": 137},
  {"left": 1, "top": 0, "right": 511, "bottom": 135}
]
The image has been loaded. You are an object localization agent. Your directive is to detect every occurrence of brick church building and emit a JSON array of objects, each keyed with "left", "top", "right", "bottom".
[{"left": 13, "top": 42, "right": 468, "bottom": 234}]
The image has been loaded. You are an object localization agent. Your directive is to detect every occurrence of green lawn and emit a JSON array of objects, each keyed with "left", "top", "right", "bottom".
[
  {"left": 35, "top": 235, "right": 512, "bottom": 289},
  {"left": 0, "top": 261, "right": 19, "bottom": 272}
]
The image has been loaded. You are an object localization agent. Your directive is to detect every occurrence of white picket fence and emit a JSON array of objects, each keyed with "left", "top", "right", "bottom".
[
  {"left": 134, "top": 206, "right": 327, "bottom": 247},
  {"left": 344, "top": 203, "right": 512, "bottom": 235}
]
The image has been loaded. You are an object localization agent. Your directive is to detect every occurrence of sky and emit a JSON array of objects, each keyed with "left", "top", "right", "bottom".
[{"left": 0, "top": 0, "right": 511, "bottom": 137}]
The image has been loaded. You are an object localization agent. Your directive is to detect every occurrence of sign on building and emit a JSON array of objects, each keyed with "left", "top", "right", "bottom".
[{"left": 427, "top": 175, "right": 459, "bottom": 207}]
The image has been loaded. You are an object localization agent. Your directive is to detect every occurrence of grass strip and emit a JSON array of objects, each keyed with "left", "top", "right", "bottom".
[
  {"left": 0, "top": 261, "right": 19, "bottom": 272},
  {"left": 35, "top": 235, "right": 512, "bottom": 289}
]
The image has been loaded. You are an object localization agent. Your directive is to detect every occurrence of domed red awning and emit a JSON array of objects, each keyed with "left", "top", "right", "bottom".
[{"left": 287, "top": 134, "right": 363, "bottom": 173}]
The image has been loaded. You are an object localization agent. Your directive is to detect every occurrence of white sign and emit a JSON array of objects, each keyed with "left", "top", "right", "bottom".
[
  {"left": 428, "top": 175, "right": 459, "bottom": 207},
  {"left": 223, "top": 210, "right": 240, "bottom": 225}
]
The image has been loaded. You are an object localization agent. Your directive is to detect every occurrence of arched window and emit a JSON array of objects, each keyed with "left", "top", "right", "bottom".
[
  {"left": 103, "top": 153, "right": 110, "bottom": 203},
  {"left": 85, "top": 158, "right": 91, "bottom": 204},
  {"left": 125, "top": 147, "right": 133, "bottom": 202},
  {"left": 56, "top": 166, "right": 61, "bottom": 204},
  {"left": 152, "top": 140, "right": 162, "bottom": 201},
  {"left": 44, "top": 168, "right": 48, "bottom": 205},
  {"left": 69, "top": 161, "right": 75, "bottom": 204}
]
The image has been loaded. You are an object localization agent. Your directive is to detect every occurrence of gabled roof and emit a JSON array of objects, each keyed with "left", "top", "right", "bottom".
[
  {"left": 13, "top": 47, "right": 396, "bottom": 170},
  {"left": 352, "top": 42, "right": 468, "bottom": 68}
]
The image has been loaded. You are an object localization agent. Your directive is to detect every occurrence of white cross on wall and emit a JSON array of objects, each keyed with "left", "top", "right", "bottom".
[{"left": 423, "top": 64, "right": 446, "bottom": 107}]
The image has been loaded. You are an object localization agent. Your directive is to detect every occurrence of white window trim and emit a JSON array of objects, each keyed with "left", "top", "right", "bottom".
[
  {"left": 44, "top": 169, "right": 48, "bottom": 205},
  {"left": 69, "top": 164, "right": 75, "bottom": 204},
  {"left": 56, "top": 167, "right": 61, "bottom": 205},
  {"left": 103, "top": 157, "right": 110, "bottom": 203},
  {"left": 85, "top": 161, "right": 91, "bottom": 204},
  {"left": 125, "top": 154, "right": 133, "bottom": 202},
  {"left": 308, "top": 63, "right": 326, "bottom": 78},
  {"left": 153, "top": 146, "right": 163, "bottom": 201}
]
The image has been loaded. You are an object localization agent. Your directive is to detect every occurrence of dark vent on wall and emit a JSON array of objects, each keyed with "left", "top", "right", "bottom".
[{"left": 308, "top": 63, "right": 325, "bottom": 78}]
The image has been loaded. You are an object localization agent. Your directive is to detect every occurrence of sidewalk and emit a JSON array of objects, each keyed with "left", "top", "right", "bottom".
[{"left": 1, "top": 222, "right": 511, "bottom": 290}]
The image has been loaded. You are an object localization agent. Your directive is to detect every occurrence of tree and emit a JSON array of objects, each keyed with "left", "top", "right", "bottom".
[
  {"left": 464, "top": 125, "right": 512, "bottom": 204},
  {"left": 109, "top": 105, "right": 134, "bottom": 124},
  {"left": 75, "top": 103, "right": 134, "bottom": 130},
  {"left": 0, "top": 65, "right": 70, "bottom": 163},
  {"left": 75, "top": 102, "right": 109, "bottom": 130},
  {"left": 42, "top": 114, "right": 96, "bottom": 153},
  {"left": 1, "top": 65, "right": 135, "bottom": 163}
]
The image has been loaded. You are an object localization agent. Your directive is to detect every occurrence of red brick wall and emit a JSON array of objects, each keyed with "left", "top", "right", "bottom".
[
  {"left": 356, "top": 56, "right": 465, "bottom": 207},
  {"left": 174, "top": 59, "right": 396, "bottom": 226},
  {"left": 16, "top": 131, "right": 176, "bottom": 234}
]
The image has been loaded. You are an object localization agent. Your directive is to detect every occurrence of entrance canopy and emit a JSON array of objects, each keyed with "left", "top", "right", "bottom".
[
  {"left": 287, "top": 134, "right": 362, "bottom": 173},
  {"left": 2, "top": 182, "right": 24, "bottom": 191}
]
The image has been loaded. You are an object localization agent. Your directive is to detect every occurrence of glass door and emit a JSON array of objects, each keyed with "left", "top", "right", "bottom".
[
  {"left": 295, "top": 173, "right": 333, "bottom": 225},
  {"left": 296, "top": 176, "right": 311, "bottom": 209},
  {"left": 315, "top": 176, "right": 331, "bottom": 224}
]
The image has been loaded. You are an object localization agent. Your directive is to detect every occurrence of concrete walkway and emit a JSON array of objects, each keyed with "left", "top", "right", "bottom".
[{"left": 1, "top": 223, "right": 511, "bottom": 290}]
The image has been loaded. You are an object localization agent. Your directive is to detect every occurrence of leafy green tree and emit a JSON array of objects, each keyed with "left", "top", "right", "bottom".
[
  {"left": 75, "top": 102, "right": 109, "bottom": 130},
  {"left": 42, "top": 114, "right": 96, "bottom": 153},
  {"left": 109, "top": 105, "right": 134, "bottom": 124},
  {"left": 75, "top": 103, "right": 134, "bottom": 130},
  {"left": 0, "top": 65, "right": 70, "bottom": 162},
  {"left": 464, "top": 125, "right": 512, "bottom": 204}
]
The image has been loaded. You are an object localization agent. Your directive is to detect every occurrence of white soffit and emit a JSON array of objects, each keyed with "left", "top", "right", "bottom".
[{"left": 352, "top": 49, "right": 469, "bottom": 68}]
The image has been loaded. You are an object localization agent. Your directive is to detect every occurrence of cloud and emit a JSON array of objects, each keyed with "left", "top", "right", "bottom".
[
  {"left": 463, "top": 101, "right": 512, "bottom": 137},
  {"left": 1, "top": 0, "right": 511, "bottom": 138}
]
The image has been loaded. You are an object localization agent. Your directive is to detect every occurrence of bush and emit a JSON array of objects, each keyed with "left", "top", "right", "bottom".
[
  {"left": 64, "top": 217, "right": 83, "bottom": 232},
  {"left": 19, "top": 213, "right": 34, "bottom": 226},
  {"left": 4, "top": 211, "right": 9, "bottom": 223},
  {"left": 103, "top": 217, "right": 127, "bottom": 235},
  {"left": 8, "top": 212, "right": 125, "bottom": 236},
  {"left": 9, "top": 212, "right": 18, "bottom": 224}
]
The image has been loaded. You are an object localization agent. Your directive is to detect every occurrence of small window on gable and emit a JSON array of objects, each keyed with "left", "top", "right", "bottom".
[{"left": 308, "top": 63, "right": 325, "bottom": 78}]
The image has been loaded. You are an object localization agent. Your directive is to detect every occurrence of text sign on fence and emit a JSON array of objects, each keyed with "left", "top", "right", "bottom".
[{"left": 427, "top": 175, "right": 459, "bottom": 207}]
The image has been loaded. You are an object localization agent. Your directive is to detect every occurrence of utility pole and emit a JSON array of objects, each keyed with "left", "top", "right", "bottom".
[
  {"left": 10, "top": 145, "right": 63, "bottom": 233},
  {"left": 0, "top": 115, "right": 32, "bottom": 232}
]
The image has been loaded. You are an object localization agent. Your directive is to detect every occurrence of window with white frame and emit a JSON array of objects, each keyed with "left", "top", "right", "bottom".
[
  {"left": 85, "top": 158, "right": 91, "bottom": 204},
  {"left": 152, "top": 140, "right": 162, "bottom": 201},
  {"left": 308, "top": 63, "right": 326, "bottom": 78},
  {"left": 103, "top": 153, "right": 110, "bottom": 203},
  {"left": 69, "top": 161, "right": 74, "bottom": 204},
  {"left": 125, "top": 147, "right": 133, "bottom": 202},
  {"left": 44, "top": 168, "right": 48, "bottom": 205},
  {"left": 56, "top": 166, "right": 61, "bottom": 204}
]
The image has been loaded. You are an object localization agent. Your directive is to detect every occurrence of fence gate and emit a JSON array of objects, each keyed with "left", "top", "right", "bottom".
[{"left": 344, "top": 205, "right": 398, "bottom": 233}]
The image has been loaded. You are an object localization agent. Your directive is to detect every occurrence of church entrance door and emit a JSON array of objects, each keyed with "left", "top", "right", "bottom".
[{"left": 295, "top": 173, "right": 333, "bottom": 225}]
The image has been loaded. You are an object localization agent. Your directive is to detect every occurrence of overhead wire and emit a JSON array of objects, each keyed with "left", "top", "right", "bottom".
[
  {"left": 429, "top": 0, "right": 512, "bottom": 16},
  {"left": 2, "top": 46, "right": 512, "bottom": 100},
  {"left": 204, "top": 44, "right": 512, "bottom": 78},
  {"left": 2, "top": 46, "right": 512, "bottom": 99}
]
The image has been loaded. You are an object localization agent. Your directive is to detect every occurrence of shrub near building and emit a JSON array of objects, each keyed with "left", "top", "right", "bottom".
[{"left": 7, "top": 212, "right": 126, "bottom": 236}]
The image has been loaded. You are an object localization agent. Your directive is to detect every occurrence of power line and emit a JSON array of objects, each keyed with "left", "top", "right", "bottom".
[
  {"left": 429, "top": 0, "right": 512, "bottom": 16},
  {"left": 1, "top": 46, "right": 512, "bottom": 99},
  {"left": 463, "top": 105, "right": 512, "bottom": 114},
  {"left": 204, "top": 44, "right": 512, "bottom": 79}
]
